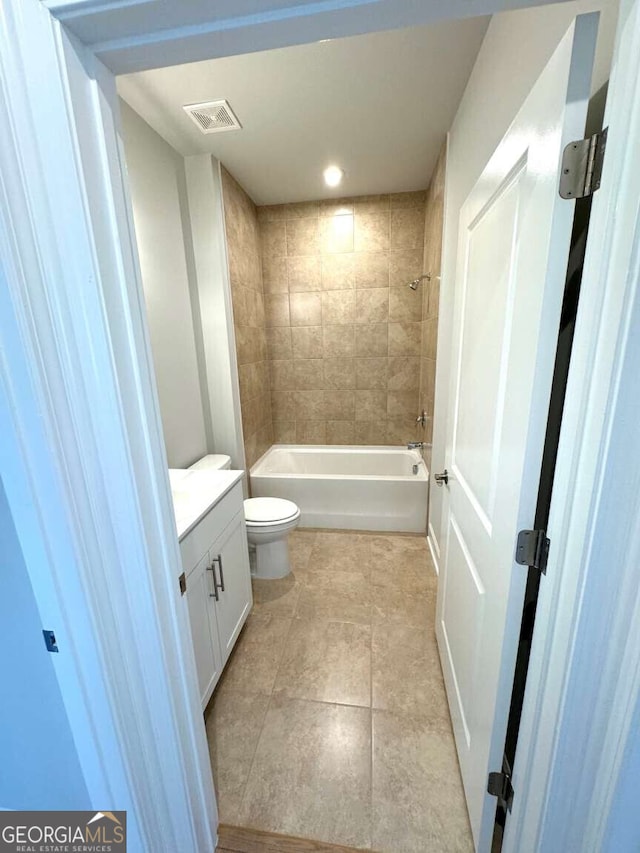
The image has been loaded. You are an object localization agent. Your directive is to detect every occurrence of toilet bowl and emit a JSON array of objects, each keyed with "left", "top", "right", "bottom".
[{"left": 244, "top": 497, "right": 300, "bottom": 580}]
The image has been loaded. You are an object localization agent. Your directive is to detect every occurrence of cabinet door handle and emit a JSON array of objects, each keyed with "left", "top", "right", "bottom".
[
  {"left": 206, "top": 564, "right": 219, "bottom": 600},
  {"left": 212, "top": 554, "right": 225, "bottom": 593}
]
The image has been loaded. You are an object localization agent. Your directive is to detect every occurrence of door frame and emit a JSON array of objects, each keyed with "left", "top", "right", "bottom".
[
  {"left": 0, "top": 3, "right": 219, "bottom": 849},
  {"left": 0, "top": 0, "right": 638, "bottom": 850}
]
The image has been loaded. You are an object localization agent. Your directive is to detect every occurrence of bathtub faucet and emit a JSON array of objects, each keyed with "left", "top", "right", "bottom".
[{"left": 407, "top": 441, "right": 425, "bottom": 450}]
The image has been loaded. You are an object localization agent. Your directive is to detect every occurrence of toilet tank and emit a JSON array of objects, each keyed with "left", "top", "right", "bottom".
[{"left": 189, "top": 454, "right": 232, "bottom": 471}]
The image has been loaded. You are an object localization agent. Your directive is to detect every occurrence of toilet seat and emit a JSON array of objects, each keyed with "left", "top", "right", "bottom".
[{"left": 244, "top": 497, "right": 299, "bottom": 526}]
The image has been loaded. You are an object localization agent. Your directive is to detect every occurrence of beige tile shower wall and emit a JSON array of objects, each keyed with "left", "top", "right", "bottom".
[
  {"left": 418, "top": 145, "right": 447, "bottom": 471},
  {"left": 258, "top": 193, "right": 427, "bottom": 445},
  {"left": 221, "top": 168, "right": 273, "bottom": 467}
]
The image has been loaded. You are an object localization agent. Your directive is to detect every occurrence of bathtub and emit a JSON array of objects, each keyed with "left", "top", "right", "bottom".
[{"left": 250, "top": 445, "right": 428, "bottom": 533}]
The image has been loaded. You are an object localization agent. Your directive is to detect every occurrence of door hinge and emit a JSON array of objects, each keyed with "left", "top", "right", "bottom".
[
  {"left": 488, "top": 768, "right": 514, "bottom": 812},
  {"left": 559, "top": 127, "right": 608, "bottom": 199},
  {"left": 515, "top": 529, "right": 550, "bottom": 574},
  {"left": 179, "top": 572, "right": 187, "bottom": 596}
]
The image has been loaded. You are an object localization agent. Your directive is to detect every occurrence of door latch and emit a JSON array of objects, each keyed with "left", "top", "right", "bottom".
[{"left": 434, "top": 469, "right": 449, "bottom": 486}]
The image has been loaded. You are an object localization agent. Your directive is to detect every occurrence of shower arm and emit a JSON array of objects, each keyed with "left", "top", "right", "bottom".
[{"left": 408, "top": 273, "right": 438, "bottom": 290}]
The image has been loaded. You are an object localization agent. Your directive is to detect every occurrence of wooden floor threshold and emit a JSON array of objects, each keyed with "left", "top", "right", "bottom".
[{"left": 216, "top": 824, "right": 372, "bottom": 853}]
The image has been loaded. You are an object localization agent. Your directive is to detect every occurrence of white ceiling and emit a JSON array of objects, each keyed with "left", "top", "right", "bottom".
[{"left": 117, "top": 17, "right": 489, "bottom": 205}]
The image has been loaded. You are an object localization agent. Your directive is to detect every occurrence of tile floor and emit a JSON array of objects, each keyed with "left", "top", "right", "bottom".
[{"left": 206, "top": 530, "right": 473, "bottom": 853}]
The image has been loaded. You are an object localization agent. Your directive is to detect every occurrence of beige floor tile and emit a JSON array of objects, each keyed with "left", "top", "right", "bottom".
[
  {"left": 372, "top": 583, "right": 436, "bottom": 627},
  {"left": 288, "top": 530, "right": 317, "bottom": 572},
  {"left": 372, "top": 709, "right": 473, "bottom": 853},
  {"left": 297, "top": 569, "right": 372, "bottom": 624},
  {"left": 372, "top": 623, "right": 449, "bottom": 721},
  {"left": 370, "top": 534, "right": 429, "bottom": 556},
  {"left": 370, "top": 537, "right": 433, "bottom": 576},
  {"left": 217, "top": 614, "right": 292, "bottom": 695},
  {"left": 208, "top": 530, "right": 469, "bottom": 853},
  {"left": 370, "top": 536, "right": 437, "bottom": 588},
  {"left": 274, "top": 618, "right": 371, "bottom": 707},
  {"left": 370, "top": 558, "right": 437, "bottom": 594},
  {"left": 205, "top": 690, "right": 270, "bottom": 824},
  {"left": 251, "top": 574, "right": 301, "bottom": 617},
  {"left": 371, "top": 536, "right": 437, "bottom": 568},
  {"left": 309, "top": 532, "right": 372, "bottom": 575},
  {"left": 239, "top": 695, "right": 372, "bottom": 849}
]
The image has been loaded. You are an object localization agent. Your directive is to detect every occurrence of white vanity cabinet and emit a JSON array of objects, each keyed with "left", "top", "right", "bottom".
[
  {"left": 211, "top": 518, "right": 254, "bottom": 663},
  {"left": 185, "top": 551, "right": 223, "bottom": 707},
  {"left": 178, "top": 477, "right": 252, "bottom": 709}
]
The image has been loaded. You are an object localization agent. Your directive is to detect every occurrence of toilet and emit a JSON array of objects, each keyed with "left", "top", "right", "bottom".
[
  {"left": 243, "top": 497, "right": 300, "bottom": 580},
  {"left": 189, "top": 454, "right": 300, "bottom": 580},
  {"left": 188, "top": 454, "right": 234, "bottom": 473}
]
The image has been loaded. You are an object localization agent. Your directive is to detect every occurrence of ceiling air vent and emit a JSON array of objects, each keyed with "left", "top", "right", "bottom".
[{"left": 183, "top": 99, "right": 242, "bottom": 134}]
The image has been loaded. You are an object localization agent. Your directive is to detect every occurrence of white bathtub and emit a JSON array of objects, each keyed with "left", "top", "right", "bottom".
[{"left": 250, "top": 445, "right": 428, "bottom": 533}]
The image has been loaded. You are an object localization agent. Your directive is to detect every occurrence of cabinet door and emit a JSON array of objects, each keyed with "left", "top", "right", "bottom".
[
  {"left": 185, "top": 552, "right": 222, "bottom": 708},
  {"left": 211, "top": 514, "right": 253, "bottom": 666}
]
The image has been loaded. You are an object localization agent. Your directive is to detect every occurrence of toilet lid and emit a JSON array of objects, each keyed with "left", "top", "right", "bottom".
[
  {"left": 244, "top": 497, "right": 299, "bottom": 523},
  {"left": 189, "top": 454, "right": 231, "bottom": 471}
]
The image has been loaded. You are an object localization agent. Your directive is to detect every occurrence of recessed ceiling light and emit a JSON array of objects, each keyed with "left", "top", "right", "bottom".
[{"left": 323, "top": 165, "right": 344, "bottom": 188}]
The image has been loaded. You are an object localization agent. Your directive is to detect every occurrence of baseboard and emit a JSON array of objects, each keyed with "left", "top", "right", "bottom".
[{"left": 427, "top": 521, "right": 440, "bottom": 575}]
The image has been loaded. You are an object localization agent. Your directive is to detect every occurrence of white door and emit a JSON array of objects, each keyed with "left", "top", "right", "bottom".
[
  {"left": 185, "top": 551, "right": 222, "bottom": 706},
  {"left": 436, "top": 15, "right": 598, "bottom": 849},
  {"left": 212, "top": 515, "right": 253, "bottom": 666}
]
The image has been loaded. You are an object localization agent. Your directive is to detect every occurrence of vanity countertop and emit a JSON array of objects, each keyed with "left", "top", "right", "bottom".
[{"left": 169, "top": 468, "right": 244, "bottom": 541}]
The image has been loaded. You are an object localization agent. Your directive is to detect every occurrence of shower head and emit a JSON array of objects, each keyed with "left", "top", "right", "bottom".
[{"left": 408, "top": 273, "right": 432, "bottom": 290}]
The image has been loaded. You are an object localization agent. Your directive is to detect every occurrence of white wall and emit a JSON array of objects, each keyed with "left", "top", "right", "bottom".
[
  {"left": 185, "top": 155, "right": 247, "bottom": 471},
  {"left": 0, "top": 479, "right": 90, "bottom": 809},
  {"left": 603, "top": 697, "right": 640, "bottom": 850},
  {"left": 428, "top": 0, "right": 620, "bottom": 562},
  {"left": 121, "top": 101, "right": 208, "bottom": 469}
]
